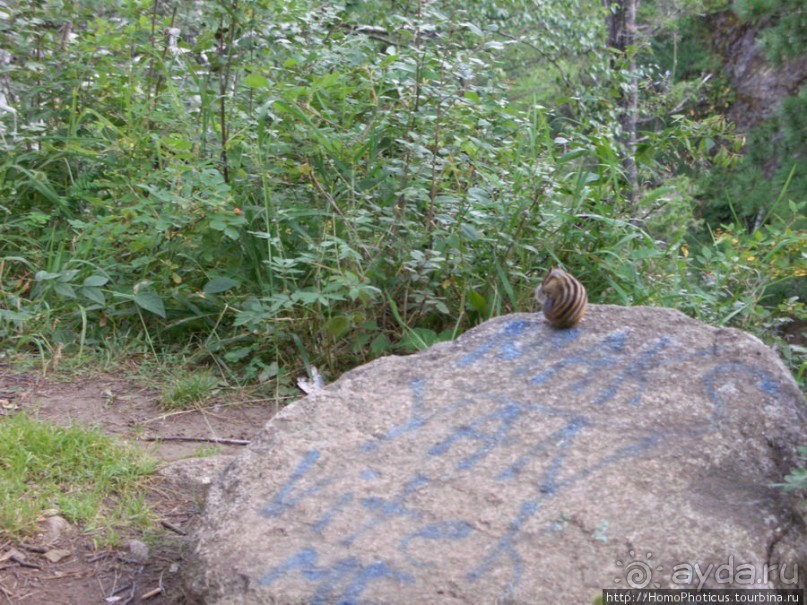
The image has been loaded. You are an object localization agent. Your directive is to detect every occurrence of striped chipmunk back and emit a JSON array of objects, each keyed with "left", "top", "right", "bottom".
[{"left": 534, "top": 267, "right": 587, "bottom": 329}]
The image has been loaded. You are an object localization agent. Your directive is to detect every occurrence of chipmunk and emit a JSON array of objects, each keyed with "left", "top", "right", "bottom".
[{"left": 534, "top": 267, "right": 587, "bottom": 328}]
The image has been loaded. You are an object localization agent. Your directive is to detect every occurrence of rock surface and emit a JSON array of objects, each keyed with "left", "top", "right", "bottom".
[
  {"left": 185, "top": 305, "right": 807, "bottom": 604},
  {"left": 159, "top": 456, "right": 235, "bottom": 491},
  {"left": 709, "top": 11, "right": 807, "bottom": 132}
]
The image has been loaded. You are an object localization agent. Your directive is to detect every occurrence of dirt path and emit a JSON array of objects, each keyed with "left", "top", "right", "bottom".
[{"left": 0, "top": 364, "right": 282, "bottom": 604}]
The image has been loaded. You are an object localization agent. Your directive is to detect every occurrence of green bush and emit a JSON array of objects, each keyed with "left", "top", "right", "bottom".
[{"left": 0, "top": 0, "right": 802, "bottom": 389}]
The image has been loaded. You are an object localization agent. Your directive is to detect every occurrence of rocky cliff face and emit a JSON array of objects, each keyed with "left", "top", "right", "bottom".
[{"left": 708, "top": 10, "right": 807, "bottom": 132}]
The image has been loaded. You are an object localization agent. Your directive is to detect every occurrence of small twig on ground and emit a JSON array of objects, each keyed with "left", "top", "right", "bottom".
[
  {"left": 112, "top": 582, "right": 134, "bottom": 596},
  {"left": 86, "top": 551, "right": 112, "bottom": 563},
  {"left": 140, "top": 398, "right": 262, "bottom": 425},
  {"left": 142, "top": 436, "right": 249, "bottom": 446},
  {"left": 141, "top": 585, "right": 163, "bottom": 600},
  {"left": 160, "top": 520, "right": 187, "bottom": 536},
  {"left": 140, "top": 408, "right": 203, "bottom": 424},
  {"left": 122, "top": 578, "right": 137, "bottom": 605},
  {"left": 10, "top": 553, "right": 40, "bottom": 569},
  {"left": 141, "top": 571, "right": 165, "bottom": 600}
]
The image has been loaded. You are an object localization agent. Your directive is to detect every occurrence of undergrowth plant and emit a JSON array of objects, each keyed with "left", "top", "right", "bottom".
[
  {"left": 160, "top": 370, "right": 220, "bottom": 410},
  {"left": 0, "top": 0, "right": 802, "bottom": 389}
]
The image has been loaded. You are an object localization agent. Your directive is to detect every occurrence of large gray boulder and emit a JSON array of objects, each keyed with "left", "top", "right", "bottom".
[{"left": 185, "top": 305, "right": 807, "bottom": 604}]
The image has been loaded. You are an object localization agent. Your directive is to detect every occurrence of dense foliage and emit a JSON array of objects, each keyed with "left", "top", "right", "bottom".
[{"left": 0, "top": 0, "right": 803, "bottom": 390}]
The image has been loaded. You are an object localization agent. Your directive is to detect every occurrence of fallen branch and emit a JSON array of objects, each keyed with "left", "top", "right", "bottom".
[
  {"left": 160, "top": 520, "right": 186, "bottom": 536},
  {"left": 142, "top": 436, "right": 249, "bottom": 446},
  {"left": 11, "top": 554, "right": 40, "bottom": 569}
]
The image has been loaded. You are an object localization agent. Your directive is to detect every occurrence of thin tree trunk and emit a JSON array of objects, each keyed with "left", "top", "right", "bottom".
[
  {"left": 604, "top": 0, "right": 639, "bottom": 208},
  {"left": 624, "top": 0, "right": 638, "bottom": 208}
]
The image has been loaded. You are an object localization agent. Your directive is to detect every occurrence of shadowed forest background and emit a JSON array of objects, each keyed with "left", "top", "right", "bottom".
[{"left": 0, "top": 0, "right": 804, "bottom": 392}]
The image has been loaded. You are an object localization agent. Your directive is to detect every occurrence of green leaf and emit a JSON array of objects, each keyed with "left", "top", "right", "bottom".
[
  {"left": 35, "top": 270, "right": 62, "bottom": 281},
  {"left": 468, "top": 187, "right": 491, "bottom": 203},
  {"left": 402, "top": 327, "right": 438, "bottom": 350},
  {"left": 223, "top": 346, "right": 254, "bottom": 363},
  {"left": 203, "top": 277, "right": 239, "bottom": 295},
  {"left": 83, "top": 275, "right": 109, "bottom": 287},
  {"left": 258, "top": 361, "right": 279, "bottom": 382},
  {"left": 80, "top": 287, "right": 106, "bottom": 305},
  {"left": 370, "top": 333, "right": 392, "bottom": 355},
  {"left": 0, "top": 308, "right": 31, "bottom": 322},
  {"left": 243, "top": 73, "right": 270, "bottom": 89},
  {"left": 314, "top": 72, "right": 341, "bottom": 90},
  {"left": 494, "top": 262, "right": 516, "bottom": 306},
  {"left": 134, "top": 292, "right": 166, "bottom": 318},
  {"left": 324, "top": 315, "right": 350, "bottom": 340},
  {"left": 162, "top": 135, "right": 193, "bottom": 151},
  {"left": 291, "top": 290, "right": 324, "bottom": 305},
  {"left": 58, "top": 269, "right": 80, "bottom": 282},
  {"left": 468, "top": 289, "right": 487, "bottom": 315},
  {"left": 460, "top": 223, "right": 482, "bottom": 241},
  {"left": 558, "top": 149, "right": 588, "bottom": 163},
  {"left": 53, "top": 282, "right": 77, "bottom": 298},
  {"left": 640, "top": 186, "right": 677, "bottom": 204}
]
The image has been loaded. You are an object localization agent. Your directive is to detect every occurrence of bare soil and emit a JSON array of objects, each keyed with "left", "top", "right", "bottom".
[{"left": 0, "top": 363, "right": 282, "bottom": 604}]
